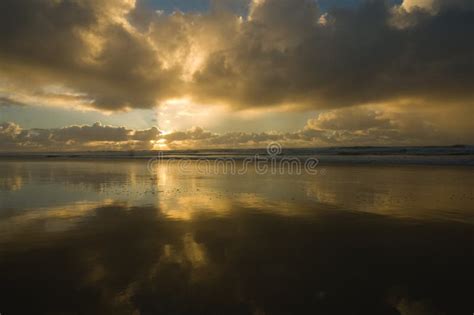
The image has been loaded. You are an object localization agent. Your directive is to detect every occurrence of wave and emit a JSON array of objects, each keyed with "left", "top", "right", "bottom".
[{"left": 1, "top": 146, "right": 474, "bottom": 165}]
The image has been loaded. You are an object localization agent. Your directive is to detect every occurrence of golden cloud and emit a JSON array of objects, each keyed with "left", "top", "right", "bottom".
[
  {"left": 0, "top": 0, "right": 472, "bottom": 113},
  {"left": 4, "top": 102, "right": 472, "bottom": 151}
]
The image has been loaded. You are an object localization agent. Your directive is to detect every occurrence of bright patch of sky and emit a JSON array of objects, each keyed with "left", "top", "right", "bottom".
[
  {"left": 0, "top": 106, "right": 157, "bottom": 130},
  {"left": 147, "top": 0, "right": 211, "bottom": 13},
  {"left": 0, "top": 103, "right": 318, "bottom": 133}
]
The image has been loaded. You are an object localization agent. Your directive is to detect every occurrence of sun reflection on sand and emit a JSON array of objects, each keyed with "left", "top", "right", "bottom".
[
  {"left": 1, "top": 160, "right": 473, "bottom": 230},
  {"left": 0, "top": 160, "right": 473, "bottom": 314}
]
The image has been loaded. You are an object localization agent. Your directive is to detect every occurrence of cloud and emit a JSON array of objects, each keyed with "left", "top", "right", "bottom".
[
  {"left": 306, "top": 107, "right": 392, "bottom": 131},
  {"left": 0, "top": 96, "right": 26, "bottom": 108},
  {"left": 161, "top": 102, "right": 474, "bottom": 148},
  {"left": 0, "top": 122, "right": 22, "bottom": 149},
  {"left": 401, "top": 0, "right": 436, "bottom": 12},
  {"left": 163, "top": 126, "right": 214, "bottom": 143},
  {"left": 0, "top": 121, "right": 161, "bottom": 151},
  {"left": 0, "top": 0, "right": 472, "bottom": 113},
  {"left": 160, "top": 113, "right": 418, "bottom": 149},
  {"left": 0, "top": 0, "right": 179, "bottom": 111},
  {"left": 2, "top": 98, "right": 474, "bottom": 151},
  {"left": 301, "top": 105, "right": 445, "bottom": 146},
  {"left": 189, "top": 0, "right": 474, "bottom": 110}
]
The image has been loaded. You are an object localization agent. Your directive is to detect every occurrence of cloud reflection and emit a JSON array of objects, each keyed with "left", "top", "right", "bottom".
[{"left": 0, "top": 201, "right": 472, "bottom": 314}]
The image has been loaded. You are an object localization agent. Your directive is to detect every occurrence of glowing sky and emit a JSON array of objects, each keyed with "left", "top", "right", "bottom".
[{"left": 0, "top": 0, "right": 473, "bottom": 150}]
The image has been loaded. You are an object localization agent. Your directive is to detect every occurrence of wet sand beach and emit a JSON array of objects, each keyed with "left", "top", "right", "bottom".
[{"left": 0, "top": 160, "right": 473, "bottom": 314}]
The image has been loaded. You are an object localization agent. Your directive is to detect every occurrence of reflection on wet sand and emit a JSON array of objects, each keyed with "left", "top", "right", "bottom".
[
  {"left": 2, "top": 160, "right": 474, "bottom": 222},
  {"left": 0, "top": 160, "right": 473, "bottom": 314},
  {"left": 0, "top": 203, "right": 472, "bottom": 315}
]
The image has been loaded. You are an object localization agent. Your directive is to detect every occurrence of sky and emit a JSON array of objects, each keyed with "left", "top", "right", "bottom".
[{"left": 0, "top": 0, "right": 473, "bottom": 151}]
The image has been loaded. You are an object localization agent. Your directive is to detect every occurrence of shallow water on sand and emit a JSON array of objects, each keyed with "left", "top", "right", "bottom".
[{"left": 0, "top": 160, "right": 473, "bottom": 314}]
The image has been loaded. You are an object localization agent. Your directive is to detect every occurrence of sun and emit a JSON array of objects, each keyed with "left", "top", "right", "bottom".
[{"left": 152, "top": 138, "right": 169, "bottom": 150}]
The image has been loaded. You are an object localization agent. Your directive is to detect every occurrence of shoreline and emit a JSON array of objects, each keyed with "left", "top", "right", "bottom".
[{"left": 1, "top": 154, "right": 473, "bottom": 166}]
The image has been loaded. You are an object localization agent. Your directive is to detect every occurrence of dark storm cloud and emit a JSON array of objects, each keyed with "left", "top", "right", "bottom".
[
  {"left": 0, "top": 0, "right": 179, "bottom": 111},
  {"left": 0, "top": 0, "right": 472, "bottom": 112},
  {"left": 191, "top": 0, "right": 474, "bottom": 109}
]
